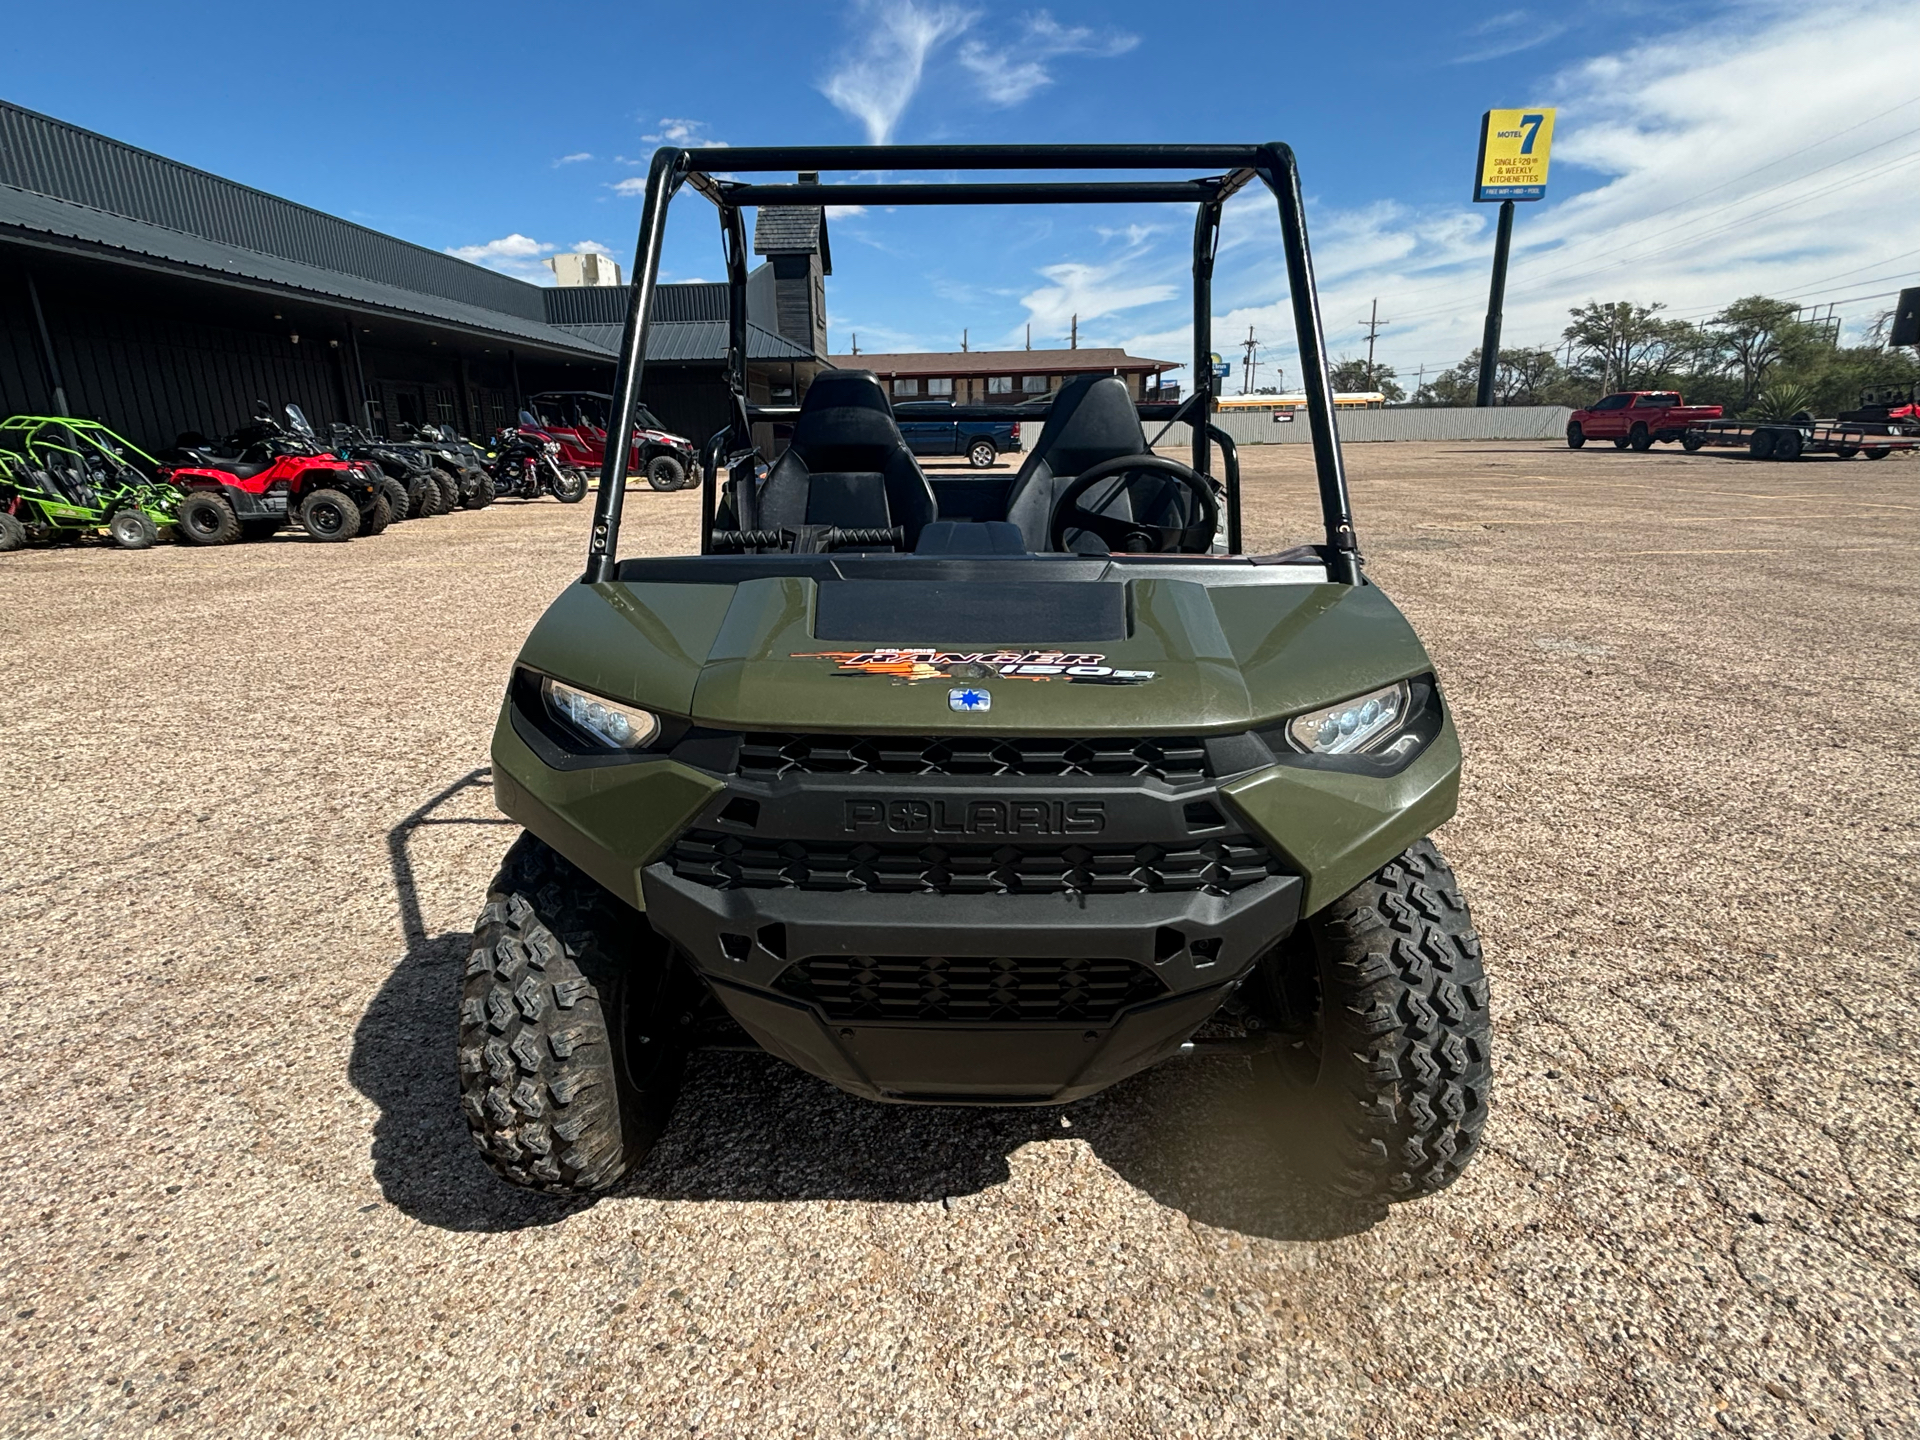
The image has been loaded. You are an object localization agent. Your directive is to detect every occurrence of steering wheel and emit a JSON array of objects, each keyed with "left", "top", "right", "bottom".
[{"left": 1048, "top": 454, "right": 1220, "bottom": 554}]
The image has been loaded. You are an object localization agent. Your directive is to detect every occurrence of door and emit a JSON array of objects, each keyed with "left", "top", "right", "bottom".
[{"left": 1583, "top": 394, "right": 1631, "bottom": 437}]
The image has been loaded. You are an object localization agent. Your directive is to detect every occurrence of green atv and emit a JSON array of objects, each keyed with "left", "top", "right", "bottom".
[
  {"left": 0, "top": 416, "right": 179, "bottom": 551},
  {"left": 462, "top": 144, "right": 1490, "bottom": 1203}
]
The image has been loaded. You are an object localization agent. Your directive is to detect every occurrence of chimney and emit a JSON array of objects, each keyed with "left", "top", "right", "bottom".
[{"left": 753, "top": 173, "right": 832, "bottom": 357}]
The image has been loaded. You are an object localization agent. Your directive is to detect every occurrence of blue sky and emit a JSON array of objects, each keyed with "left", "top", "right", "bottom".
[{"left": 8, "top": 0, "right": 1918, "bottom": 390}]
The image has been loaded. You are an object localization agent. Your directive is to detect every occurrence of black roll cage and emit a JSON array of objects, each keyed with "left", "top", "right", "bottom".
[{"left": 583, "top": 144, "right": 1359, "bottom": 585}]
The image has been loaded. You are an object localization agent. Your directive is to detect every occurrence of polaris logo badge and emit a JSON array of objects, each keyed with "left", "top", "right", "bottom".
[
  {"left": 844, "top": 799, "right": 1106, "bottom": 836},
  {"left": 949, "top": 687, "right": 990, "bottom": 713}
]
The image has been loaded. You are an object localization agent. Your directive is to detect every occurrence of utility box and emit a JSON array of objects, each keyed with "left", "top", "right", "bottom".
[{"left": 544, "top": 252, "right": 624, "bottom": 287}]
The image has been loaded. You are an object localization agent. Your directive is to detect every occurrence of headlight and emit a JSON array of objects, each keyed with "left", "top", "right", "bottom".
[
  {"left": 542, "top": 678, "right": 660, "bottom": 751},
  {"left": 1284, "top": 681, "right": 1412, "bottom": 757}
]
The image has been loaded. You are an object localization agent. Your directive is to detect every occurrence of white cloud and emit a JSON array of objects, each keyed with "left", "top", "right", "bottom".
[
  {"left": 553, "top": 152, "right": 593, "bottom": 166},
  {"left": 820, "top": 0, "right": 975, "bottom": 144},
  {"left": 1451, "top": 9, "right": 1569, "bottom": 64},
  {"left": 1016, "top": 258, "right": 1177, "bottom": 343},
  {"left": 958, "top": 10, "right": 1137, "bottom": 105},
  {"left": 1121, "top": 0, "right": 1920, "bottom": 390},
  {"left": 610, "top": 177, "right": 648, "bottom": 196},
  {"left": 446, "top": 234, "right": 559, "bottom": 281},
  {"left": 641, "top": 118, "right": 725, "bottom": 149},
  {"left": 447, "top": 234, "right": 550, "bottom": 262},
  {"left": 825, "top": 204, "right": 868, "bottom": 219},
  {"left": 571, "top": 240, "right": 615, "bottom": 257}
]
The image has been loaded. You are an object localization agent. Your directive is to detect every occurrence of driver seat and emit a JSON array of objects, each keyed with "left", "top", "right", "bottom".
[
  {"left": 1004, "top": 374, "right": 1198, "bottom": 552},
  {"left": 747, "top": 370, "right": 936, "bottom": 550}
]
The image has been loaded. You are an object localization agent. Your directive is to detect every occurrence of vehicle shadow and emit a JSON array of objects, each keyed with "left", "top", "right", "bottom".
[
  {"left": 347, "top": 767, "right": 597, "bottom": 1232},
  {"left": 350, "top": 769, "right": 1382, "bottom": 1241}
]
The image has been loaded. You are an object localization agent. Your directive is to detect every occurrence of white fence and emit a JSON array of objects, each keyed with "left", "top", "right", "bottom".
[{"left": 1138, "top": 405, "right": 1574, "bottom": 448}]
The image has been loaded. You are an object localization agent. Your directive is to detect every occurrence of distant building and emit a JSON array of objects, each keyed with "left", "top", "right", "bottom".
[
  {"left": 831, "top": 347, "right": 1179, "bottom": 403},
  {"left": 544, "top": 252, "right": 623, "bottom": 287}
]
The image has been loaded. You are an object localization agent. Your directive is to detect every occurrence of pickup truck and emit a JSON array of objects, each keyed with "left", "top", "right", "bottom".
[
  {"left": 892, "top": 401, "right": 1023, "bottom": 467},
  {"left": 1566, "top": 392, "right": 1723, "bottom": 451}
]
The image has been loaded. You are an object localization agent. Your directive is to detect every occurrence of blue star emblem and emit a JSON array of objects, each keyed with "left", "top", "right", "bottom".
[{"left": 949, "top": 687, "right": 991, "bottom": 713}]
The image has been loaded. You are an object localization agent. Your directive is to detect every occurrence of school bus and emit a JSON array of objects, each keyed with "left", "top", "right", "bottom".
[{"left": 1214, "top": 392, "right": 1388, "bottom": 416}]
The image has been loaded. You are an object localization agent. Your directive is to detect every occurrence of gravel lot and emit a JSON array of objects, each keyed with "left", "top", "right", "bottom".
[{"left": 3, "top": 441, "right": 1917, "bottom": 1438}]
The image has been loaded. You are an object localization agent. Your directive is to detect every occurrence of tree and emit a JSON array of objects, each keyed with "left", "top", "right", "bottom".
[
  {"left": 1329, "top": 357, "right": 1406, "bottom": 402},
  {"left": 1410, "top": 348, "right": 1585, "bottom": 406},
  {"left": 1706, "top": 296, "right": 1801, "bottom": 405},
  {"left": 1562, "top": 301, "right": 1690, "bottom": 391}
]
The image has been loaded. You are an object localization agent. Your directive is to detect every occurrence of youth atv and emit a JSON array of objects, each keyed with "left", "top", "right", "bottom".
[
  {"left": 462, "top": 144, "right": 1490, "bottom": 1204},
  {"left": 0, "top": 417, "right": 179, "bottom": 550},
  {"left": 165, "top": 404, "right": 386, "bottom": 543}
]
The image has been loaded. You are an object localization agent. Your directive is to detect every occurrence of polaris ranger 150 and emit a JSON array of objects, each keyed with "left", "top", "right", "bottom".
[{"left": 461, "top": 144, "right": 1490, "bottom": 1203}]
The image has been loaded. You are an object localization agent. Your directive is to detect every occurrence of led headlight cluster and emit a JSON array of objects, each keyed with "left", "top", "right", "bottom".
[
  {"left": 1285, "top": 680, "right": 1413, "bottom": 757},
  {"left": 542, "top": 677, "right": 660, "bottom": 751}
]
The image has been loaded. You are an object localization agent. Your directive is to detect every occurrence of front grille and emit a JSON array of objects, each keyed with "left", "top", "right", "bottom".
[
  {"left": 776, "top": 954, "right": 1167, "bottom": 1022},
  {"left": 666, "top": 831, "right": 1280, "bottom": 896},
  {"left": 737, "top": 733, "right": 1210, "bottom": 783}
]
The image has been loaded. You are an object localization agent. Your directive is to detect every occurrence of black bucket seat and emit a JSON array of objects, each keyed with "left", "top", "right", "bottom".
[
  {"left": 747, "top": 371, "right": 936, "bottom": 550},
  {"left": 1004, "top": 374, "right": 1204, "bottom": 552}
]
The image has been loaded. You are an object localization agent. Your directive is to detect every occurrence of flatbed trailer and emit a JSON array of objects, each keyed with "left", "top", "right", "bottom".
[{"left": 1682, "top": 418, "right": 1919, "bottom": 461}]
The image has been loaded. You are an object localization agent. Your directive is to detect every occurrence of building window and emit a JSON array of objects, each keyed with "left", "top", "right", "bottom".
[
  {"left": 1022, "top": 375, "right": 1048, "bottom": 394},
  {"left": 988, "top": 376, "right": 1013, "bottom": 394},
  {"left": 926, "top": 377, "right": 953, "bottom": 397},
  {"left": 892, "top": 378, "right": 919, "bottom": 397}
]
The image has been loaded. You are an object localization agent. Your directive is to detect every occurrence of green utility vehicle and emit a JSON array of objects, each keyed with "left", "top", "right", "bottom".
[
  {"left": 0, "top": 417, "right": 178, "bottom": 550},
  {"left": 461, "top": 144, "right": 1490, "bottom": 1202}
]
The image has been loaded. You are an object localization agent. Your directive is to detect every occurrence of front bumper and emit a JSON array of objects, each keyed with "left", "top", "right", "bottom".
[{"left": 642, "top": 862, "right": 1299, "bottom": 1103}]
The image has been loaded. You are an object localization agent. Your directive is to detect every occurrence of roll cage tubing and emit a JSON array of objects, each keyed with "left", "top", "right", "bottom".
[{"left": 583, "top": 144, "right": 1360, "bottom": 585}]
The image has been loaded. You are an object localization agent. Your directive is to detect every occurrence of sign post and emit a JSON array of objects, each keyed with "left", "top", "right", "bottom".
[{"left": 1473, "top": 108, "right": 1555, "bottom": 406}]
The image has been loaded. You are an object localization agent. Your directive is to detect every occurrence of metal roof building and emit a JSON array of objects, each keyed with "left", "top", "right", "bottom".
[{"left": 0, "top": 102, "right": 827, "bottom": 453}]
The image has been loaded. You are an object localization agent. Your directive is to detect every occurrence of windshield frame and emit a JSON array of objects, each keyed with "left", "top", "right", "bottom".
[{"left": 582, "top": 144, "right": 1357, "bottom": 586}]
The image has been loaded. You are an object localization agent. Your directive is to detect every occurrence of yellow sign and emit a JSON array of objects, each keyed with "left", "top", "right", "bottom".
[{"left": 1474, "top": 108, "right": 1555, "bottom": 202}]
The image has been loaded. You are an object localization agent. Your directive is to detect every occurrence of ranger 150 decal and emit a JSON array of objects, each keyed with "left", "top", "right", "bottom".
[{"left": 793, "top": 648, "right": 1156, "bottom": 684}]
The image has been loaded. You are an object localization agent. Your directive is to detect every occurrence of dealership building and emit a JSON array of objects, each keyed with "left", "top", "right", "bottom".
[{"left": 0, "top": 102, "right": 827, "bottom": 454}]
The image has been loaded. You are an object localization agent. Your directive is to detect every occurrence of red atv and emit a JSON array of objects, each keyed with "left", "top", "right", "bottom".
[{"left": 164, "top": 404, "right": 387, "bottom": 544}]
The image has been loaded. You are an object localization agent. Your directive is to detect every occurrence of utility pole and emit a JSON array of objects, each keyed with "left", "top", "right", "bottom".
[
  {"left": 851, "top": 332, "right": 859, "bottom": 356},
  {"left": 1240, "top": 325, "right": 1258, "bottom": 395},
  {"left": 962, "top": 329, "right": 968, "bottom": 353},
  {"left": 1415, "top": 363, "right": 1426, "bottom": 399},
  {"left": 1359, "top": 298, "right": 1390, "bottom": 389},
  {"left": 1070, "top": 314, "right": 1078, "bottom": 350},
  {"left": 1025, "top": 322, "right": 1031, "bottom": 351}
]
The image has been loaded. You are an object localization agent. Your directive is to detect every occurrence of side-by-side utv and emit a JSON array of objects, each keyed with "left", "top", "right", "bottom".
[{"left": 460, "top": 144, "right": 1490, "bottom": 1203}]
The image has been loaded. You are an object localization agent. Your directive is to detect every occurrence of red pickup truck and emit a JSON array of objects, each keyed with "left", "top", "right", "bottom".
[{"left": 1566, "top": 392, "right": 1723, "bottom": 450}]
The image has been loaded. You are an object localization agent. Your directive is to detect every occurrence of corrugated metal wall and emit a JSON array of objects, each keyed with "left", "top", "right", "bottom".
[
  {"left": 1146, "top": 406, "right": 1574, "bottom": 449},
  {"left": 1, "top": 255, "right": 365, "bottom": 452},
  {"left": 0, "top": 101, "right": 545, "bottom": 321}
]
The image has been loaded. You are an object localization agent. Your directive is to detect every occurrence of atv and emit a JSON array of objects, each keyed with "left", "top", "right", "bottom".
[
  {"left": 462, "top": 143, "right": 1490, "bottom": 1204},
  {"left": 165, "top": 404, "right": 387, "bottom": 543},
  {"left": 0, "top": 417, "right": 180, "bottom": 551},
  {"left": 394, "top": 422, "right": 495, "bottom": 510},
  {"left": 327, "top": 421, "right": 447, "bottom": 520}
]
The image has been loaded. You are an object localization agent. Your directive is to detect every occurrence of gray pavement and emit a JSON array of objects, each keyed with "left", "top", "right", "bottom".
[{"left": 1, "top": 443, "right": 1916, "bottom": 1437}]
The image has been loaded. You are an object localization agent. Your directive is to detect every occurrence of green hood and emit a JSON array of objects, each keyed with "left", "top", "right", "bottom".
[{"left": 518, "top": 574, "right": 1436, "bottom": 734}]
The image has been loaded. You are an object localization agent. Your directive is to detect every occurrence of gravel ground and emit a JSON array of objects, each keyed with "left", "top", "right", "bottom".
[{"left": 2, "top": 442, "right": 1917, "bottom": 1438}]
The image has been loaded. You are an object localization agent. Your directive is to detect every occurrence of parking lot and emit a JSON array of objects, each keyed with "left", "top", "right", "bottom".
[{"left": 3, "top": 440, "right": 1917, "bottom": 1438}]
